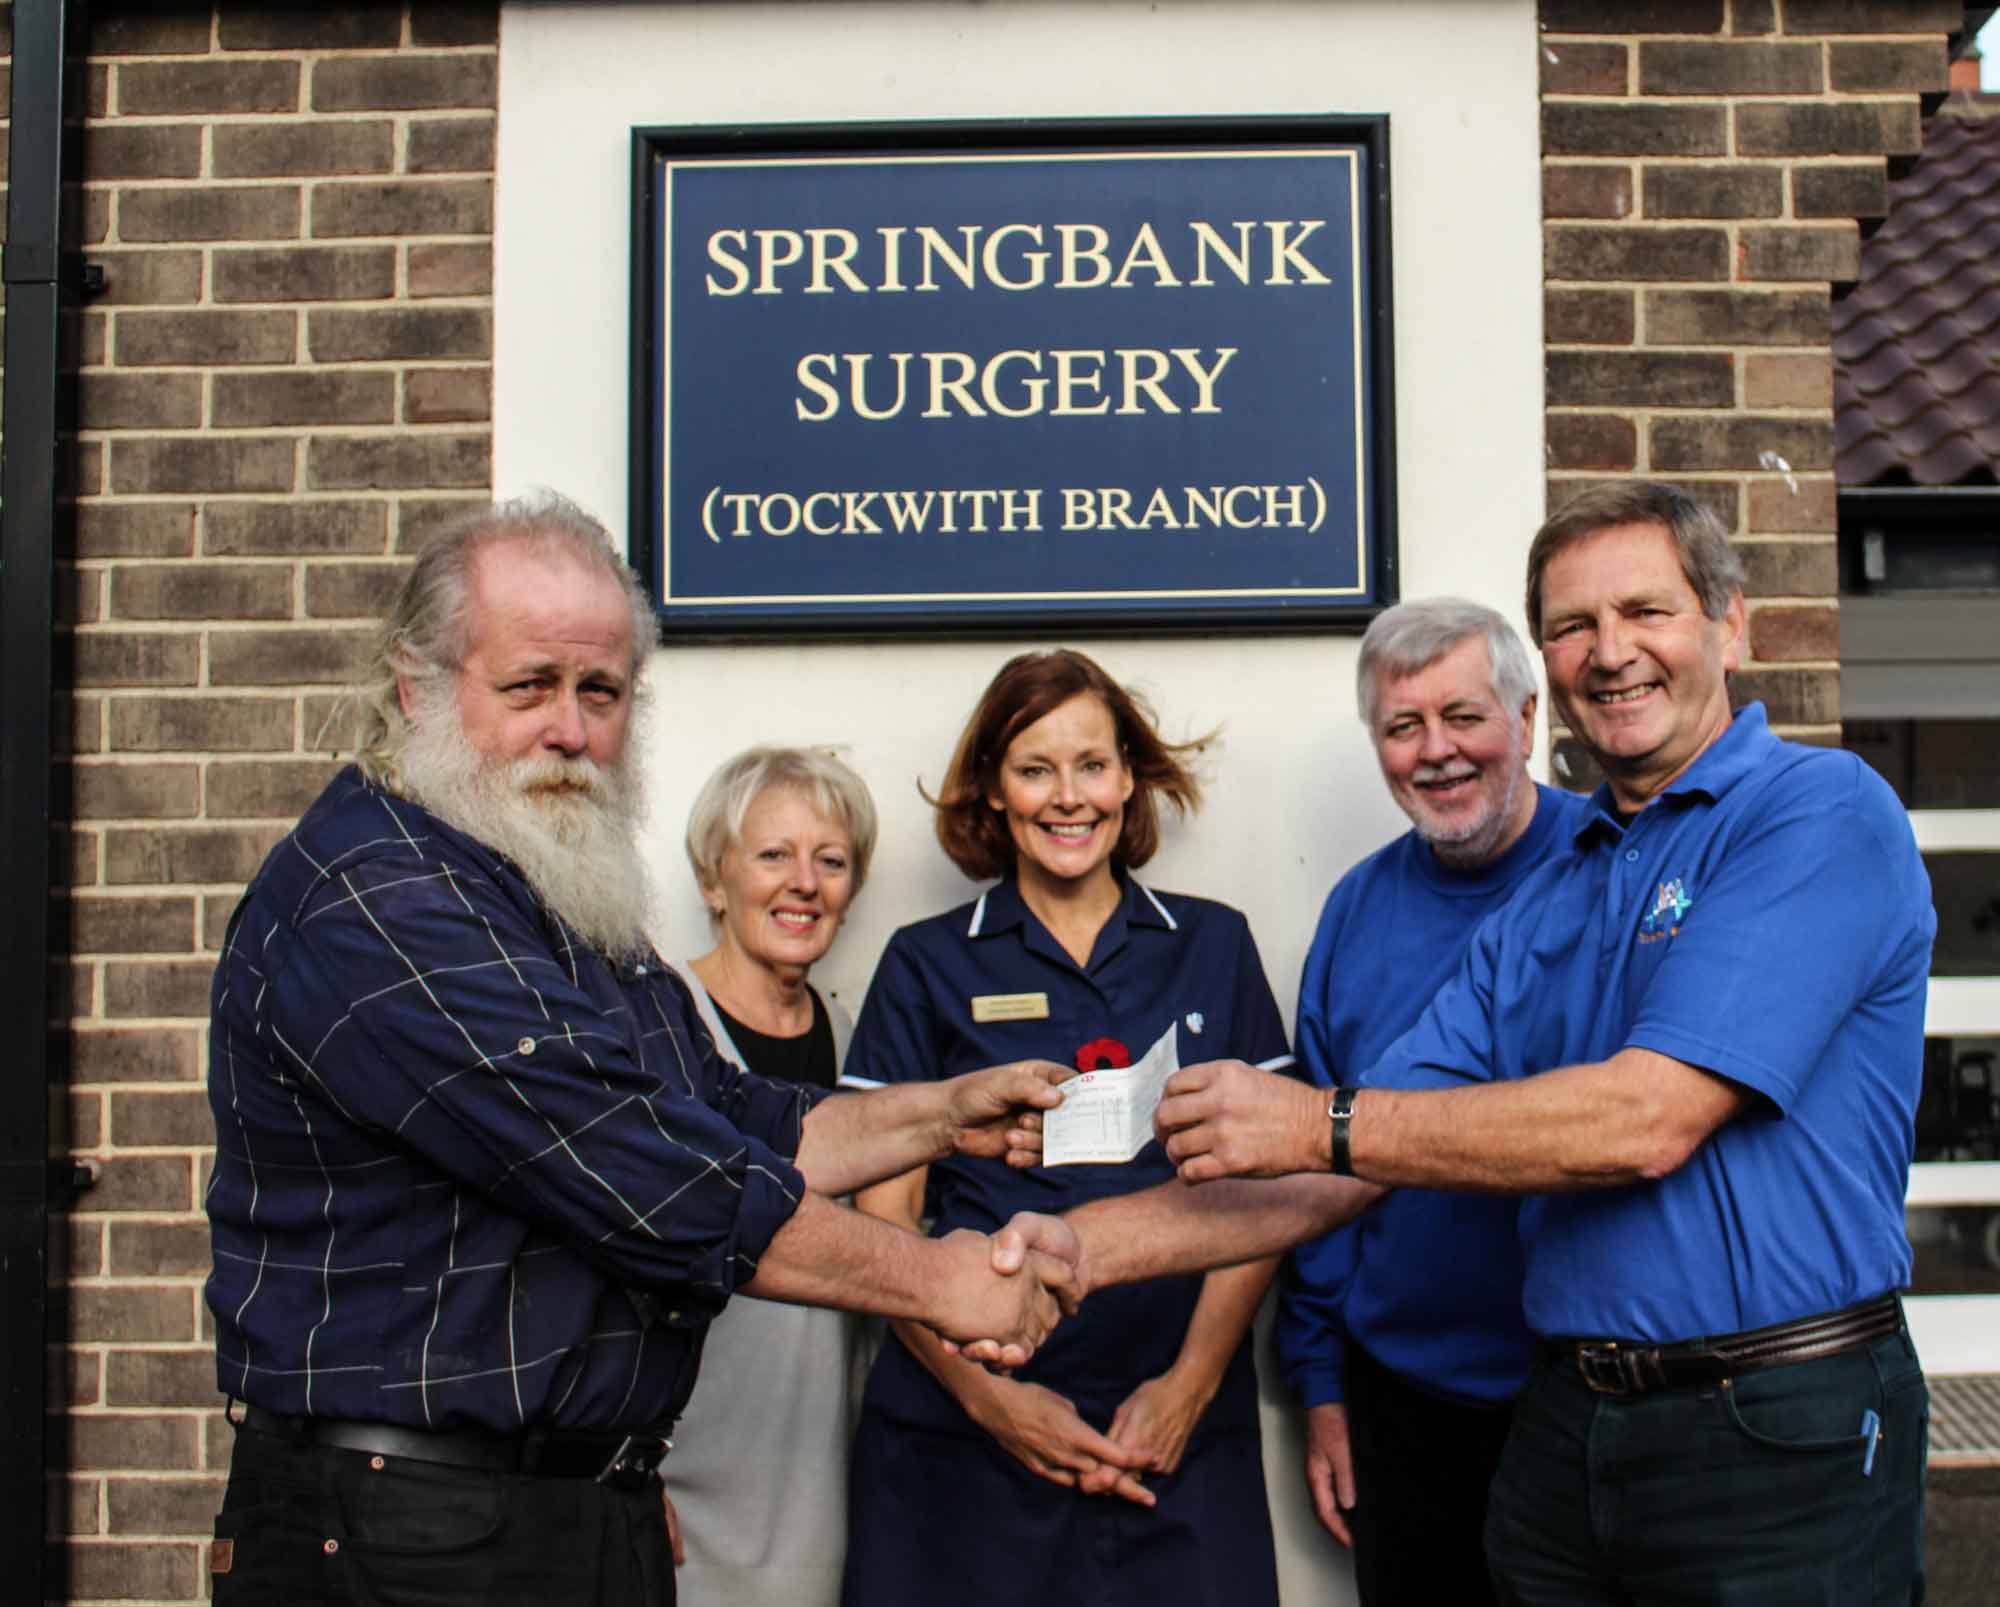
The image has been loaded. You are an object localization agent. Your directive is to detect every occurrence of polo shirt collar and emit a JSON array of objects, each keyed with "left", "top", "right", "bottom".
[{"left": 1576, "top": 700, "right": 1777, "bottom": 846}]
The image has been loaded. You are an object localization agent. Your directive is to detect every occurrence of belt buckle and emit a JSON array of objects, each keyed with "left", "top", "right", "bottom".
[
  {"left": 593, "top": 1434, "right": 670, "bottom": 1491},
  {"left": 1575, "top": 1342, "right": 1635, "bottom": 1396}
]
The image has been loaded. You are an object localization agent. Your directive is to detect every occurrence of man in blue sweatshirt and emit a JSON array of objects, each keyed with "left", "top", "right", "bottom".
[{"left": 1278, "top": 599, "right": 1588, "bottom": 1605}]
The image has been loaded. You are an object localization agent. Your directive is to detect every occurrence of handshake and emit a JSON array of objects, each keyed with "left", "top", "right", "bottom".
[
  {"left": 919, "top": 1214, "right": 1084, "bottom": 1372},
  {"left": 906, "top": 1055, "right": 1093, "bottom": 1371}
]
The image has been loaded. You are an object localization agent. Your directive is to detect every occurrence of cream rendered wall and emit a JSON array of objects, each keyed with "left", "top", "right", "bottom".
[{"left": 496, "top": 4, "right": 1541, "bottom": 1600}]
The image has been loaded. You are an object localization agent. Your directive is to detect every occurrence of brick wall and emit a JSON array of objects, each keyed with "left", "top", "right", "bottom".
[
  {"left": 1539, "top": 0, "right": 1954, "bottom": 784},
  {"left": 0, "top": 0, "right": 1957, "bottom": 1600},
  {"left": 20, "top": 5, "right": 497, "bottom": 1600}
]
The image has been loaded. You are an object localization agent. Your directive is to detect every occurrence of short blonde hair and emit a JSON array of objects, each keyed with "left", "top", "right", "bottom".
[{"left": 684, "top": 746, "right": 880, "bottom": 901}]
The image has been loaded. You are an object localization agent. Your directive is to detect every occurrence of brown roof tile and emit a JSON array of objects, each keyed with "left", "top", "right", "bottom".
[{"left": 1834, "top": 96, "right": 2000, "bottom": 486}]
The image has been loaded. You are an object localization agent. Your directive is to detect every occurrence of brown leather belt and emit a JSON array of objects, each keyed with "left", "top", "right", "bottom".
[
  {"left": 239, "top": 1405, "right": 671, "bottom": 1489},
  {"left": 1542, "top": 1293, "right": 1905, "bottom": 1398}
]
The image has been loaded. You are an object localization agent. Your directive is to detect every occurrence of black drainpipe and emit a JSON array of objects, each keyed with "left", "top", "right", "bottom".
[{"left": 2, "top": 0, "right": 90, "bottom": 1592}]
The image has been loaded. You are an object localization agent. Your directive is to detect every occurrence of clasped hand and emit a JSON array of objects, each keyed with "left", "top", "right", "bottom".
[
  {"left": 945, "top": 1211, "right": 1086, "bottom": 1370},
  {"left": 955, "top": 1213, "right": 1179, "bottom": 1509},
  {"left": 967, "top": 1378, "right": 1156, "bottom": 1508},
  {"left": 928, "top": 1226, "right": 1079, "bottom": 1372}
]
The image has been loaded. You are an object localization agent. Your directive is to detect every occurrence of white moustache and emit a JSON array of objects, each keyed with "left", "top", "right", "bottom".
[{"left": 512, "top": 756, "right": 610, "bottom": 804}]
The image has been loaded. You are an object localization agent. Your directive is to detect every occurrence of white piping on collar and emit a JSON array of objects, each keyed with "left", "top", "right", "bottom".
[
  {"left": 1136, "top": 880, "right": 1179, "bottom": 931},
  {"left": 969, "top": 881, "right": 1178, "bottom": 935}
]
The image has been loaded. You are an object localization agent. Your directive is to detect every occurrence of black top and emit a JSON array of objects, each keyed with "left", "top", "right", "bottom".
[{"left": 713, "top": 988, "right": 838, "bottom": 1091}]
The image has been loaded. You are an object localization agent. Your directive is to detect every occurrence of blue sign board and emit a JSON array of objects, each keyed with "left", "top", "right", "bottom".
[{"left": 630, "top": 119, "right": 1396, "bottom": 634}]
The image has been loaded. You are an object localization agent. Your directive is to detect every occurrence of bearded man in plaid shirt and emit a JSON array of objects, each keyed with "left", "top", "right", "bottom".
[{"left": 204, "top": 491, "right": 1074, "bottom": 1607}]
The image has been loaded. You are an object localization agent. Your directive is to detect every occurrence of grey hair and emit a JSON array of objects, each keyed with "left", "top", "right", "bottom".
[
  {"left": 343, "top": 491, "right": 657, "bottom": 788},
  {"left": 1525, "top": 481, "right": 1746, "bottom": 644},
  {"left": 684, "top": 746, "right": 881, "bottom": 903},
  {"left": 1356, "top": 598, "right": 1539, "bottom": 727}
]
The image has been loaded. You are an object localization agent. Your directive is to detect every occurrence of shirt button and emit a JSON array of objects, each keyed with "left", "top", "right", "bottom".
[
  {"left": 668, "top": 1310, "right": 682, "bottom": 1323},
  {"left": 518, "top": 1036, "right": 536, "bottom": 1055},
  {"left": 1625, "top": 849, "right": 1639, "bottom": 862},
  {"left": 323, "top": 1539, "right": 340, "bottom": 1555},
  {"left": 369, "top": 1455, "right": 385, "bottom": 1471},
  {"left": 635, "top": 964, "right": 647, "bottom": 975}
]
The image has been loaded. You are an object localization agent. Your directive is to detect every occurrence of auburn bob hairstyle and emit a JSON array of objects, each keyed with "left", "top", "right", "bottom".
[{"left": 931, "top": 649, "right": 1208, "bottom": 881}]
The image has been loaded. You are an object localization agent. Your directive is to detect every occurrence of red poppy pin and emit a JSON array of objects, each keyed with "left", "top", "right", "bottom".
[{"left": 1075, "top": 1037, "right": 1131, "bottom": 1072}]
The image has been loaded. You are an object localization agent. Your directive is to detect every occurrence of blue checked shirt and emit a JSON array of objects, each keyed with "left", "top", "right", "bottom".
[{"left": 205, "top": 767, "right": 819, "bottom": 1434}]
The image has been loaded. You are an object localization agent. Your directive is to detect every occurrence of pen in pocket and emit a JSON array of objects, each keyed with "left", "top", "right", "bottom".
[{"left": 1860, "top": 1408, "right": 1881, "bottom": 1477}]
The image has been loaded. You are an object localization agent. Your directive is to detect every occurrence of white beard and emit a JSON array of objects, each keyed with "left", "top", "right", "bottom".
[
  {"left": 397, "top": 693, "right": 656, "bottom": 962},
  {"left": 1410, "top": 724, "right": 1532, "bottom": 870}
]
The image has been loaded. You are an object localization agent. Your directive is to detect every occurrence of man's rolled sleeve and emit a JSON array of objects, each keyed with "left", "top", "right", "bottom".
[{"left": 273, "top": 852, "right": 809, "bottom": 1301}]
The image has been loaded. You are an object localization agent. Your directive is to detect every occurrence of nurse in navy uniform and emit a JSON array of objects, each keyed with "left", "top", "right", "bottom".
[{"left": 842, "top": 649, "right": 1290, "bottom": 1607}]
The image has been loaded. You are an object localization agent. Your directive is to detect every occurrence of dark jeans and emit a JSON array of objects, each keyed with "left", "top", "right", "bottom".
[
  {"left": 1344, "top": 1339, "right": 1515, "bottom": 1607},
  {"left": 212, "top": 1420, "right": 676, "bottom": 1607},
  {"left": 1485, "top": 1329, "right": 1929, "bottom": 1606}
]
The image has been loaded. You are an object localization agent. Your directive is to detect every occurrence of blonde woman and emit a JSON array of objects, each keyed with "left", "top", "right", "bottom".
[{"left": 663, "top": 746, "right": 878, "bottom": 1607}]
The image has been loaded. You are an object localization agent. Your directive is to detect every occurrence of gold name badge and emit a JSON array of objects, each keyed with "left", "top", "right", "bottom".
[{"left": 971, "top": 992, "right": 1051, "bottom": 1023}]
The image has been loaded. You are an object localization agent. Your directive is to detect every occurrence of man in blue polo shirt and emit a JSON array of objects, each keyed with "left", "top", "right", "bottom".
[
  {"left": 1279, "top": 599, "right": 1587, "bottom": 1605},
  {"left": 1004, "top": 482, "right": 1936, "bottom": 1604}
]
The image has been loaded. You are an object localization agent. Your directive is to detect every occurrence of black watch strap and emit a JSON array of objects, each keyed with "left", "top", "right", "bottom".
[{"left": 1327, "top": 1086, "right": 1356, "bottom": 1177}]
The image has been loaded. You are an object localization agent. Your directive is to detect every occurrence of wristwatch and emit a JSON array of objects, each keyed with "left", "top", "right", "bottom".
[{"left": 1327, "top": 1087, "right": 1356, "bottom": 1177}]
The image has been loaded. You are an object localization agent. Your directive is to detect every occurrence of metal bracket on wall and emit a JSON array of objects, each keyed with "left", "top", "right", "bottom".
[{"left": 52, "top": 1161, "right": 96, "bottom": 1203}]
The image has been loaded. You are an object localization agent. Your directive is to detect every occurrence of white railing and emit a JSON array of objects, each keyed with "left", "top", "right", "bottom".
[
  {"left": 1909, "top": 809, "right": 2000, "bottom": 853},
  {"left": 1909, "top": 1163, "right": 2000, "bottom": 1207},
  {"left": 1922, "top": 978, "right": 2000, "bottom": 1037},
  {"left": 1907, "top": 963, "right": 2000, "bottom": 1376}
]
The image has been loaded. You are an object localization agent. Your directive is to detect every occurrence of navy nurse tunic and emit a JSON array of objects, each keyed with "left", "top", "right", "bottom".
[{"left": 841, "top": 874, "right": 1290, "bottom": 1607}]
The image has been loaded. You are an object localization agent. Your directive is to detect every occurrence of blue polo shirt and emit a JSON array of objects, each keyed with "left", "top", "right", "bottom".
[
  {"left": 1278, "top": 784, "right": 1590, "bottom": 1409},
  {"left": 846, "top": 873, "right": 1292, "bottom": 1423},
  {"left": 1362, "top": 704, "right": 1935, "bottom": 1342}
]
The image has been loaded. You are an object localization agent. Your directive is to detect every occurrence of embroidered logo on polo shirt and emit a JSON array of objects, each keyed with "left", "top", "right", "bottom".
[{"left": 1637, "top": 877, "right": 1693, "bottom": 943}]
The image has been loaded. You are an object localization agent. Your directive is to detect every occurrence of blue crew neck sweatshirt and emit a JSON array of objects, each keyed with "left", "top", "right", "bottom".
[{"left": 1276, "top": 782, "right": 1590, "bottom": 1408}]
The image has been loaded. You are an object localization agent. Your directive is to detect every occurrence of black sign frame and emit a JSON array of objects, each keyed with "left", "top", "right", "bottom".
[{"left": 629, "top": 115, "right": 1398, "bottom": 637}]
